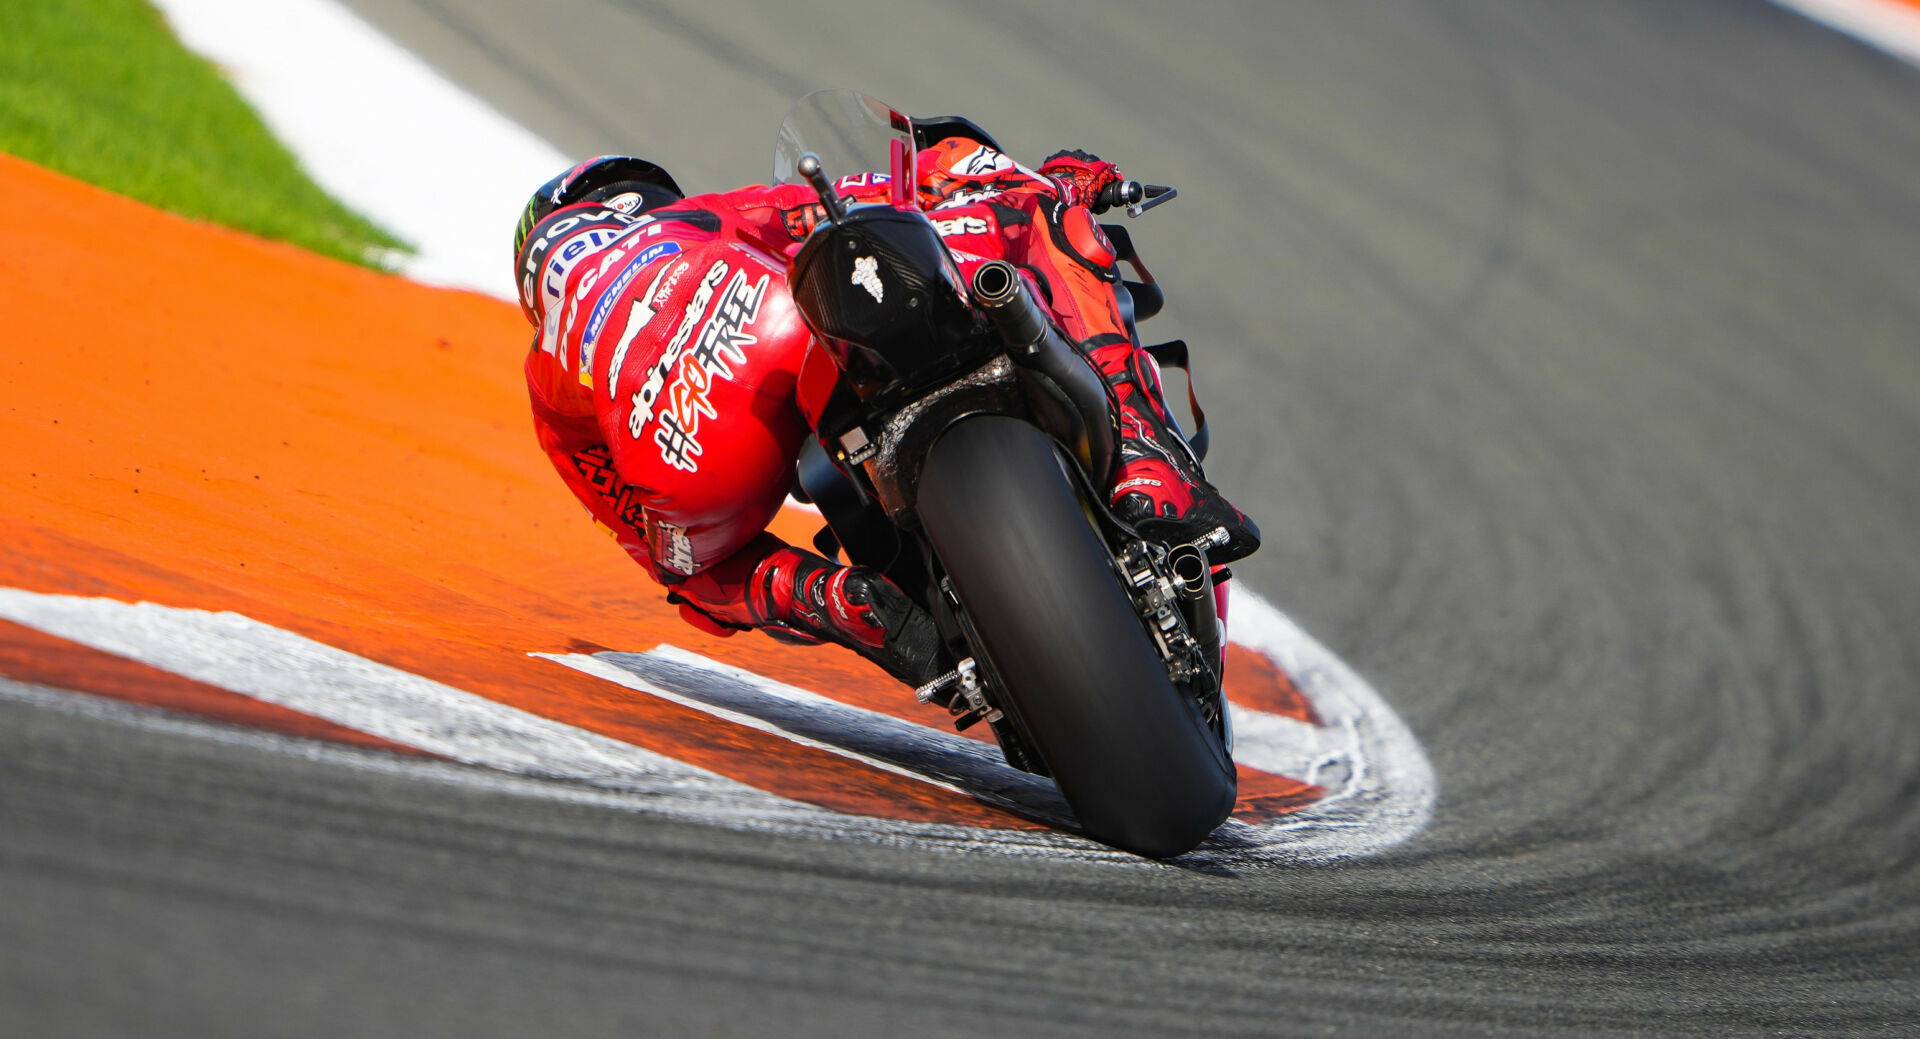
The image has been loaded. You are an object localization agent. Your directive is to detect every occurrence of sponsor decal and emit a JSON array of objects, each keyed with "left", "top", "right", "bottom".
[
  {"left": 932, "top": 187, "right": 1001, "bottom": 210},
  {"left": 932, "top": 215, "right": 991, "bottom": 237},
  {"left": 629, "top": 261, "right": 729, "bottom": 432},
  {"left": 519, "top": 210, "right": 649, "bottom": 312},
  {"left": 851, "top": 256, "right": 884, "bottom": 303},
  {"left": 539, "top": 298, "right": 564, "bottom": 356},
  {"left": 541, "top": 226, "right": 627, "bottom": 314},
  {"left": 581, "top": 240, "right": 682, "bottom": 362},
  {"left": 832, "top": 172, "right": 892, "bottom": 190},
  {"left": 651, "top": 268, "right": 769, "bottom": 473},
  {"left": 782, "top": 198, "right": 860, "bottom": 241},
  {"left": 956, "top": 144, "right": 1012, "bottom": 176},
  {"left": 652, "top": 520, "right": 697, "bottom": 575},
  {"left": 603, "top": 260, "right": 691, "bottom": 395},
  {"left": 571, "top": 446, "right": 648, "bottom": 531},
  {"left": 652, "top": 259, "right": 692, "bottom": 305},
  {"left": 782, "top": 203, "right": 825, "bottom": 242},
  {"left": 604, "top": 191, "right": 644, "bottom": 214},
  {"left": 562, "top": 223, "right": 665, "bottom": 344},
  {"left": 1112, "top": 475, "right": 1164, "bottom": 493}
]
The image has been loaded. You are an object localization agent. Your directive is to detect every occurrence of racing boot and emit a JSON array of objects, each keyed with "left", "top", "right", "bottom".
[
  {"left": 1091, "top": 341, "right": 1261, "bottom": 563},
  {"left": 747, "top": 546, "right": 950, "bottom": 686}
]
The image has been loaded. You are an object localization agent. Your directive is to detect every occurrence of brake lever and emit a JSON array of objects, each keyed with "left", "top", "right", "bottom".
[{"left": 1127, "top": 184, "right": 1177, "bottom": 218}]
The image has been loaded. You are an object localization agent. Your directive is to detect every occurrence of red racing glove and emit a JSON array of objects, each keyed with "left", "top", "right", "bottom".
[{"left": 1040, "top": 149, "right": 1124, "bottom": 211}]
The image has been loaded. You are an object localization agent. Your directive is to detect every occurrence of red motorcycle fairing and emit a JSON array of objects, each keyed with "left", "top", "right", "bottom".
[{"left": 592, "top": 239, "right": 813, "bottom": 576}]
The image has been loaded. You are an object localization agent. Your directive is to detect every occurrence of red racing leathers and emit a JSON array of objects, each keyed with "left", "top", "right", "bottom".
[{"left": 523, "top": 137, "right": 1230, "bottom": 651}]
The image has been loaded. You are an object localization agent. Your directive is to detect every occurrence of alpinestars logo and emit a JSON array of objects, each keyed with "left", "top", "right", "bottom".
[
  {"left": 933, "top": 188, "right": 1001, "bottom": 210},
  {"left": 852, "top": 256, "right": 884, "bottom": 302},
  {"left": 957, "top": 144, "right": 1012, "bottom": 176},
  {"left": 651, "top": 268, "right": 770, "bottom": 473},
  {"left": 932, "top": 215, "right": 991, "bottom": 237}
]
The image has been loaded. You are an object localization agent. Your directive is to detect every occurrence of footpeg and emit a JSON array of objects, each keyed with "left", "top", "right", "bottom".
[{"left": 914, "top": 657, "right": 1002, "bottom": 730}]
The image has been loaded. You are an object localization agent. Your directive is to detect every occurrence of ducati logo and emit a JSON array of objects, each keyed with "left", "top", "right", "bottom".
[{"left": 851, "top": 256, "right": 884, "bottom": 302}]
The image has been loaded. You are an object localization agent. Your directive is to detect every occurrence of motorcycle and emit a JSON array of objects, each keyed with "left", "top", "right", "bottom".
[{"left": 776, "top": 91, "right": 1237, "bottom": 858}]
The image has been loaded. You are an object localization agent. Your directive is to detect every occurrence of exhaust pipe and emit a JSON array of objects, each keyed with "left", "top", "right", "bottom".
[
  {"left": 969, "top": 261, "right": 1117, "bottom": 480},
  {"left": 1168, "top": 543, "right": 1212, "bottom": 601},
  {"left": 971, "top": 260, "right": 1049, "bottom": 349}
]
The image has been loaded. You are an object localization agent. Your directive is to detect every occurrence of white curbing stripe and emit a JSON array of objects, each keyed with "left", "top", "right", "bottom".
[
  {"left": 0, "top": 585, "right": 1433, "bottom": 864},
  {"left": 535, "top": 646, "right": 1067, "bottom": 820},
  {"left": 0, "top": 589, "right": 786, "bottom": 807},
  {"left": 149, "top": 0, "right": 571, "bottom": 299},
  {"left": 1227, "top": 585, "right": 1437, "bottom": 858},
  {"left": 555, "top": 641, "right": 1358, "bottom": 820}
]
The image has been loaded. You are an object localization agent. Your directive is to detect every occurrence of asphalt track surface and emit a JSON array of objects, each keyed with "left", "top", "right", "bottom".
[{"left": 6, "top": 0, "right": 1919, "bottom": 1034}]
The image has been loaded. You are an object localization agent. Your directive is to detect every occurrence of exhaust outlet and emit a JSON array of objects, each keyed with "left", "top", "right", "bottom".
[
  {"left": 970, "top": 260, "right": 1047, "bottom": 348},
  {"left": 971, "top": 259, "right": 1018, "bottom": 304},
  {"left": 1168, "top": 544, "right": 1211, "bottom": 600}
]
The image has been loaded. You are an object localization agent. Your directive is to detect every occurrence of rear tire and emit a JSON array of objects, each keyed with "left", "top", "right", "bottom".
[{"left": 917, "top": 415, "right": 1235, "bottom": 857}]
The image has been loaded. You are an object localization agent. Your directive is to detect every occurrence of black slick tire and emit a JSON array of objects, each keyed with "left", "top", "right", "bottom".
[{"left": 917, "top": 415, "right": 1235, "bottom": 857}]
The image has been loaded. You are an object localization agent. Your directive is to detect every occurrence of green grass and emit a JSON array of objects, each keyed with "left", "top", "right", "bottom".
[{"left": 0, "top": 0, "right": 409, "bottom": 267}]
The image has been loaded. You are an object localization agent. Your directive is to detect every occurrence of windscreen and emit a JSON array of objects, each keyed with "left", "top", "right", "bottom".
[{"left": 773, "top": 89, "right": 914, "bottom": 189}]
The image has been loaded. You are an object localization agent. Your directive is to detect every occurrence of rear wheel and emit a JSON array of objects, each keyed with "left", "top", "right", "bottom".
[{"left": 917, "top": 415, "right": 1235, "bottom": 857}]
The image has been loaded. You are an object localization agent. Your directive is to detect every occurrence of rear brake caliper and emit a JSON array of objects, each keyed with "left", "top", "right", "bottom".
[
  {"left": 1116, "top": 528, "right": 1229, "bottom": 722},
  {"left": 1118, "top": 541, "right": 1206, "bottom": 684}
]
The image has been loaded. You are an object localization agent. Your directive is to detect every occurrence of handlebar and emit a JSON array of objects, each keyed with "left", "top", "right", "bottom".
[
  {"left": 1097, "top": 180, "right": 1145, "bottom": 211},
  {"left": 1095, "top": 180, "right": 1178, "bottom": 218}
]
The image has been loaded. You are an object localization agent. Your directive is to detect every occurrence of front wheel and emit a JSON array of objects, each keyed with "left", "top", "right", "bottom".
[{"left": 916, "top": 415, "right": 1235, "bottom": 857}]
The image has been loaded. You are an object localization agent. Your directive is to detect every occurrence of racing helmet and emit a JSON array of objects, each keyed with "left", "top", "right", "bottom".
[{"left": 511, "top": 156, "right": 684, "bottom": 325}]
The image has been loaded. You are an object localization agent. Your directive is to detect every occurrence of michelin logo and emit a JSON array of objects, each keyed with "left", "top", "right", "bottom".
[{"left": 584, "top": 241, "right": 681, "bottom": 348}]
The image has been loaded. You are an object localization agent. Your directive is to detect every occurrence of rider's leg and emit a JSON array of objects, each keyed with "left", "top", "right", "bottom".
[
  {"left": 1084, "top": 337, "right": 1260, "bottom": 563},
  {"left": 667, "top": 533, "right": 948, "bottom": 687},
  {"left": 1009, "top": 202, "right": 1260, "bottom": 562}
]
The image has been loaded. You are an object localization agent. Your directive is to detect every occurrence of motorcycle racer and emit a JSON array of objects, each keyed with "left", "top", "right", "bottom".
[
  {"left": 909, "top": 141, "right": 1259, "bottom": 563},
  {"left": 514, "top": 140, "right": 1258, "bottom": 686}
]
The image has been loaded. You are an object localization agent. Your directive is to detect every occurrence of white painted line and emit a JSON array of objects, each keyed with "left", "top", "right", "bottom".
[
  {"left": 1771, "top": 0, "right": 1920, "bottom": 66},
  {"left": 0, "top": 671, "right": 1087, "bottom": 854},
  {"left": 0, "top": 582, "right": 1433, "bottom": 864},
  {"left": 557, "top": 643, "right": 1362, "bottom": 823},
  {"left": 537, "top": 646, "right": 1075, "bottom": 826},
  {"left": 149, "top": 0, "right": 570, "bottom": 299},
  {"left": 0, "top": 588, "right": 1122, "bottom": 858},
  {"left": 565, "top": 593, "right": 1437, "bottom": 862},
  {"left": 0, "top": 589, "right": 800, "bottom": 814}
]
